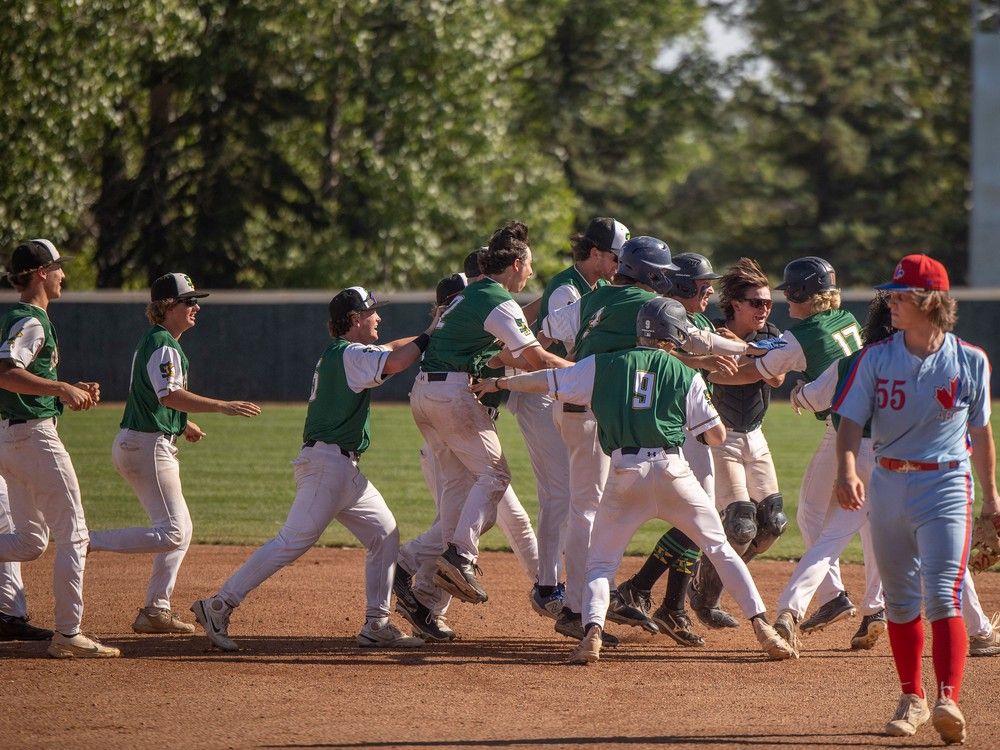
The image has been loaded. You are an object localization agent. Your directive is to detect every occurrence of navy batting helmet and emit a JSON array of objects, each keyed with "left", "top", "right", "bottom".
[
  {"left": 774, "top": 257, "right": 837, "bottom": 303},
  {"left": 668, "top": 253, "right": 721, "bottom": 299},
  {"left": 616, "top": 236, "right": 679, "bottom": 295},
  {"left": 436, "top": 273, "right": 468, "bottom": 306},
  {"left": 636, "top": 297, "right": 690, "bottom": 347}
]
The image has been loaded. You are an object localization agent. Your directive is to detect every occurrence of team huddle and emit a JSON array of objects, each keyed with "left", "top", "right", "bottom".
[{"left": 0, "top": 224, "right": 998, "bottom": 746}]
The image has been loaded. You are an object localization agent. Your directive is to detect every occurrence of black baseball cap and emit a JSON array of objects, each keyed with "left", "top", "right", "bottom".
[
  {"left": 151, "top": 273, "right": 210, "bottom": 302},
  {"left": 436, "top": 273, "right": 468, "bottom": 306},
  {"left": 7, "top": 239, "right": 72, "bottom": 276},
  {"left": 583, "top": 218, "right": 630, "bottom": 254},
  {"left": 463, "top": 248, "right": 486, "bottom": 278},
  {"left": 329, "top": 286, "right": 385, "bottom": 321}
]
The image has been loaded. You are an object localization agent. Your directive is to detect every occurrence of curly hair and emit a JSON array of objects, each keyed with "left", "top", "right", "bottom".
[
  {"left": 862, "top": 292, "right": 893, "bottom": 344},
  {"left": 718, "top": 257, "right": 770, "bottom": 320},
  {"left": 804, "top": 289, "right": 841, "bottom": 314},
  {"left": 482, "top": 220, "right": 530, "bottom": 275},
  {"left": 145, "top": 299, "right": 174, "bottom": 325},
  {"left": 912, "top": 290, "right": 958, "bottom": 331}
]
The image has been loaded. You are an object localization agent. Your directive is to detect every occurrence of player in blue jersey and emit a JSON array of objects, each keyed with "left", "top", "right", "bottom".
[{"left": 834, "top": 255, "right": 997, "bottom": 745}]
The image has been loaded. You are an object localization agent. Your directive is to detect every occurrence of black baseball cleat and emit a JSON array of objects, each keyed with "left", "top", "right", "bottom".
[
  {"left": 850, "top": 609, "right": 887, "bottom": 650},
  {"left": 0, "top": 613, "right": 53, "bottom": 641},
  {"left": 691, "top": 605, "right": 740, "bottom": 630},
  {"left": 394, "top": 594, "right": 454, "bottom": 642},
  {"left": 800, "top": 591, "right": 857, "bottom": 634},
  {"left": 434, "top": 544, "right": 488, "bottom": 604},
  {"left": 651, "top": 606, "right": 705, "bottom": 647},
  {"left": 607, "top": 579, "right": 659, "bottom": 634}
]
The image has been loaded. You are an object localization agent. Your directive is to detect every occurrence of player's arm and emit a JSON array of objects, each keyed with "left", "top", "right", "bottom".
[
  {"left": 833, "top": 417, "right": 865, "bottom": 510},
  {"left": 520, "top": 295, "right": 543, "bottom": 326},
  {"left": 0, "top": 318, "right": 95, "bottom": 410},
  {"left": 970, "top": 425, "right": 999, "bottom": 517},
  {"left": 831, "top": 350, "right": 877, "bottom": 511},
  {"left": 485, "top": 300, "right": 572, "bottom": 371},
  {"left": 791, "top": 361, "right": 838, "bottom": 415},
  {"left": 711, "top": 331, "right": 803, "bottom": 385},
  {"left": 149, "top": 347, "right": 260, "bottom": 417},
  {"left": 472, "top": 356, "right": 596, "bottom": 405},
  {"left": 673, "top": 351, "right": 738, "bottom": 376},
  {"left": 379, "top": 306, "right": 446, "bottom": 375},
  {"left": 685, "top": 373, "right": 726, "bottom": 446}
]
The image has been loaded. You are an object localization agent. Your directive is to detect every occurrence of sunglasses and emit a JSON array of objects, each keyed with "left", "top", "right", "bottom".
[
  {"left": 174, "top": 298, "right": 200, "bottom": 308},
  {"left": 740, "top": 298, "right": 773, "bottom": 309}
]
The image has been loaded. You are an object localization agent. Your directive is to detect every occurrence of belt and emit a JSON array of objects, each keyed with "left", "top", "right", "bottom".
[
  {"left": 427, "top": 372, "right": 449, "bottom": 382},
  {"left": 5, "top": 416, "right": 55, "bottom": 426},
  {"left": 302, "top": 440, "right": 359, "bottom": 460},
  {"left": 622, "top": 446, "right": 680, "bottom": 456},
  {"left": 877, "top": 457, "right": 961, "bottom": 473},
  {"left": 562, "top": 403, "right": 587, "bottom": 413}
]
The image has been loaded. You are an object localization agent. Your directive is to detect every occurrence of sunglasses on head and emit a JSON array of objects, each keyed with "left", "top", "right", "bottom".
[{"left": 741, "top": 298, "right": 773, "bottom": 309}]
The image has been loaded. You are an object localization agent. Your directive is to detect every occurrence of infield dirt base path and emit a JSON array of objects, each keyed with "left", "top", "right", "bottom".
[{"left": 1, "top": 546, "right": 998, "bottom": 749}]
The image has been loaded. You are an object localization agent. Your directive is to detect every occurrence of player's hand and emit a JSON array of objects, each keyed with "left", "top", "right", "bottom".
[
  {"left": 715, "top": 327, "right": 741, "bottom": 342},
  {"left": 470, "top": 378, "right": 501, "bottom": 396},
  {"left": 834, "top": 474, "right": 865, "bottom": 511},
  {"left": 184, "top": 421, "right": 207, "bottom": 443},
  {"left": 75, "top": 381, "right": 101, "bottom": 404},
  {"left": 220, "top": 400, "right": 261, "bottom": 417},
  {"left": 60, "top": 382, "right": 94, "bottom": 411},
  {"left": 701, "top": 354, "right": 739, "bottom": 376}
]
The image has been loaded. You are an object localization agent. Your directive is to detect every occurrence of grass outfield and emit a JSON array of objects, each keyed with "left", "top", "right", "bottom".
[{"left": 59, "top": 402, "right": 995, "bottom": 562}]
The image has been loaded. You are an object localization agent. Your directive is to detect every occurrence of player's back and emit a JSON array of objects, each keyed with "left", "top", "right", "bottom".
[{"left": 574, "top": 285, "right": 657, "bottom": 361}]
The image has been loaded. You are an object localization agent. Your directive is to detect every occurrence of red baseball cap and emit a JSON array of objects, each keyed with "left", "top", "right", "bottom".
[{"left": 875, "top": 254, "right": 950, "bottom": 292}]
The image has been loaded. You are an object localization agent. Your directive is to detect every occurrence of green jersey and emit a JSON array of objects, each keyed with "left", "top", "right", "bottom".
[
  {"left": 0, "top": 303, "right": 63, "bottom": 420},
  {"left": 422, "top": 278, "right": 536, "bottom": 378},
  {"left": 535, "top": 266, "right": 605, "bottom": 357},
  {"left": 573, "top": 285, "right": 657, "bottom": 361},
  {"left": 121, "top": 326, "right": 189, "bottom": 435},
  {"left": 302, "top": 338, "right": 391, "bottom": 453}
]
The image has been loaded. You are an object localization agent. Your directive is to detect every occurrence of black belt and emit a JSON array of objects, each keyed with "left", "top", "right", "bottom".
[
  {"left": 302, "top": 440, "right": 358, "bottom": 460},
  {"left": 562, "top": 404, "right": 587, "bottom": 413},
  {"left": 6, "top": 417, "right": 55, "bottom": 426},
  {"left": 621, "top": 446, "right": 680, "bottom": 455},
  {"left": 427, "top": 372, "right": 450, "bottom": 382}
]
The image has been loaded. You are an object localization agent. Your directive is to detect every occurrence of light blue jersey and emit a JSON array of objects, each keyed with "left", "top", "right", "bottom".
[{"left": 833, "top": 332, "right": 991, "bottom": 463}]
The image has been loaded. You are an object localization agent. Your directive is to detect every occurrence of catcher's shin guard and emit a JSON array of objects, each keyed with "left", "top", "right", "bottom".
[
  {"left": 743, "top": 493, "right": 788, "bottom": 562},
  {"left": 691, "top": 501, "right": 756, "bottom": 611}
]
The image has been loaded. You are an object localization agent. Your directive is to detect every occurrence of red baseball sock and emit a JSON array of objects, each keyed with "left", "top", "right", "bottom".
[
  {"left": 887, "top": 616, "right": 924, "bottom": 698},
  {"left": 931, "top": 616, "right": 967, "bottom": 703}
]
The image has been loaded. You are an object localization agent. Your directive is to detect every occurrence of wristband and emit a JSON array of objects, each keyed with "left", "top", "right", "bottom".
[{"left": 413, "top": 333, "right": 431, "bottom": 352}]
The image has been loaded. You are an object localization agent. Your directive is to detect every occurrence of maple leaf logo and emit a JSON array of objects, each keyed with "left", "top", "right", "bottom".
[{"left": 935, "top": 376, "right": 959, "bottom": 410}]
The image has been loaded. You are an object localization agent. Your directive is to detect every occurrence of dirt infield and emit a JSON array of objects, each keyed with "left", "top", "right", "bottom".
[{"left": 2, "top": 547, "right": 998, "bottom": 749}]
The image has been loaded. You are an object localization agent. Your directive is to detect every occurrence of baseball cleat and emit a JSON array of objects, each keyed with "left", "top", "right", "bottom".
[
  {"left": 433, "top": 544, "right": 488, "bottom": 604},
  {"left": 850, "top": 609, "right": 887, "bottom": 651},
  {"left": 651, "top": 606, "right": 704, "bottom": 647},
  {"left": 434, "top": 616, "right": 456, "bottom": 641},
  {"left": 607, "top": 579, "right": 659, "bottom": 634},
  {"left": 799, "top": 591, "right": 856, "bottom": 634},
  {"left": 394, "top": 589, "right": 455, "bottom": 642},
  {"left": 555, "top": 608, "right": 619, "bottom": 647},
  {"left": 356, "top": 618, "right": 424, "bottom": 648},
  {"left": 191, "top": 596, "right": 239, "bottom": 652},
  {"left": 691, "top": 605, "right": 740, "bottom": 630},
  {"left": 774, "top": 610, "right": 802, "bottom": 653},
  {"left": 132, "top": 607, "right": 196, "bottom": 635},
  {"left": 0, "top": 613, "right": 53, "bottom": 641},
  {"left": 931, "top": 697, "right": 966, "bottom": 745},
  {"left": 751, "top": 617, "right": 798, "bottom": 660},
  {"left": 968, "top": 612, "right": 1000, "bottom": 657},
  {"left": 530, "top": 582, "right": 565, "bottom": 620},
  {"left": 47, "top": 632, "right": 120, "bottom": 658},
  {"left": 885, "top": 693, "right": 930, "bottom": 737},
  {"left": 566, "top": 625, "right": 602, "bottom": 665}
]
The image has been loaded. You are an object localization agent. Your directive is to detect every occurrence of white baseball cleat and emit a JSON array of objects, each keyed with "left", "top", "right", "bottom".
[
  {"left": 885, "top": 693, "right": 930, "bottom": 737},
  {"left": 47, "top": 632, "right": 121, "bottom": 659},
  {"left": 356, "top": 618, "right": 424, "bottom": 648},
  {"left": 566, "top": 625, "right": 602, "bottom": 665},
  {"left": 191, "top": 596, "right": 239, "bottom": 652},
  {"left": 932, "top": 697, "right": 966, "bottom": 745},
  {"left": 752, "top": 616, "right": 798, "bottom": 660},
  {"left": 133, "top": 607, "right": 196, "bottom": 634}
]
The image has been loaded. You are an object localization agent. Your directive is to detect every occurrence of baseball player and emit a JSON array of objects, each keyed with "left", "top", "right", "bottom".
[
  {"left": 472, "top": 297, "right": 797, "bottom": 664},
  {"left": 191, "top": 287, "right": 437, "bottom": 650},
  {"left": 0, "top": 239, "right": 117, "bottom": 658},
  {"left": 409, "top": 221, "right": 569, "bottom": 608},
  {"left": 86, "top": 274, "right": 261, "bottom": 634},
  {"left": 519, "top": 218, "right": 627, "bottom": 618},
  {"left": 834, "top": 254, "right": 995, "bottom": 744},
  {"left": 395, "top": 269, "right": 539, "bottom": 641},
  {"left": 0, "top": 476, "right": 52, "bottom": 641},
  {"left": 717, "top": 256, "right": 882, "bottom": 638}
]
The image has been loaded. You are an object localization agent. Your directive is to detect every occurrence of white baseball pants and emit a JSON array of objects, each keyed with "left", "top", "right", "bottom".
[
  {"left": 506, "top": 390, "right": 570, "bottom": 587},
  {"left": 88, "top": 430, "right": 193, "bottom": 611},
  {"left": 711, "top": 427, "right": 780, "bottom": 508},
  {"left": 410, "top": 373, "right": 509, "bottom": 559},
  {"left": 219, "top": 442, "right": 398, "bottom": 620},
  {"left": 681, "top": 431, "right": 715, "bottom": 506},
  {"left": 0, "top": 418, "right": 89, "bottom": 635},
  {"left": 778, "top": 437, "right": 884, "bottom": 617},
  {"left": 0, "top": 476, "right": 28, "bottom": 619},
  {"left": 553, "top": 406, "right": 611, "bottom": 613},
  {"left": 583, "top": 449, "right": 766, "bottom": 629}
]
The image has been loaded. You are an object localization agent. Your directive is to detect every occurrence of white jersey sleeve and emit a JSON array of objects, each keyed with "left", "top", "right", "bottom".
[
  {"left": 685, "top": 373, "right": 723, "bottom": 437},
  {"left": 541, "top": 300, "right": 583, "bottom": 353},
  {"left": 547, "top": 283, "right": 582, "bottom": 317},
  {"left": 796, "top": 360, "right": 839, "bottom": 413},
  {"left": 147, "top": 346, "right": 186, "bottom": 398},
  {"left": 0, "top": 317, "right": 45, "bottom": 369},
  {"left": 755, "top": 329, "right": 806, "bottom": 380},
  {"left": 545, "top": 355, "right": 596, "bottom": 406},
  {"left": 342, "top": 343, "right": 392, "bottom": 393},
  {"left": 484, "top": 299, "right": 539, "bottom": 357},
  {"left": 683, "top": 328, "right": 747, "bottom": 356}
]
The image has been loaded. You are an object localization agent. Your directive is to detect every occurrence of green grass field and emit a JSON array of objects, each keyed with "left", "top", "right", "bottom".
[{"left": 59, "top": 402, "right": 996, "bottom": 563}]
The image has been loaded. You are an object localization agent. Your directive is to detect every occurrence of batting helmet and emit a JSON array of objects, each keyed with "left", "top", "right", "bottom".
[
  {"left": 636, "top": 297, "right": 690, "bottom": 347},
  {"left": 617, "top": 236, "right": 679, "bottom": 295},
  {"left": 463, "top": 248, "right": 486, "bottom": 279},
  {"left": 668, "top": 253, "right": 721, "bottom": 299},
  {"left": 774, "top": 256, "right": 838, "bottom": 303},
  {"left": 436, "top": 273, "right": 468, "bottom": 306}
]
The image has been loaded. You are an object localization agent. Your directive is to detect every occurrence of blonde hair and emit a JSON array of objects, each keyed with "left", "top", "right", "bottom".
[
  {"left": 805, "top": 289, "right": 841, "bottom": 314},
  {"left": 145, "top": 300, "right": 173, "bottom": 325},
  {"left": 912, "top": 291, "right": 958, "bottom": 331}
]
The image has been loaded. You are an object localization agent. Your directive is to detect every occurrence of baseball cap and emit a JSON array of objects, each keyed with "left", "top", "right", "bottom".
[
  {"left": 151, "top": 273, "right": 210, "bottom": 301},
  {"left": 328, "top": 286, "right": 385, "bottom": 321},
  {"left": 875, "top": 254, "right": 949, "bottom": 292},
  {"left": 436, "top": 273, "right": 468, "bottom": 306},
  {"left": 7, "top": 239, "right": 72, "bottom": 276},
  {"left": 463, "top": 248, "right": 486, "bottom": 278},
  {"left": 584, "top": 218, "right": 630, "bottom": 254}
]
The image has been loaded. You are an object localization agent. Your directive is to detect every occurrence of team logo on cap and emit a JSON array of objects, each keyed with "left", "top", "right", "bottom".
[
  {"left": 893, "top": 263, "right": 905, "bottom": 281},
  {"left": 184, "top": 275, "right": 195, "bottom": 289}
]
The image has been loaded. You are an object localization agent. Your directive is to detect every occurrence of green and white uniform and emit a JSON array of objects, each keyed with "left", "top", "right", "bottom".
[
  {"left": 0, "top": 303, "right": 90, "bottom": 635},
  {"left": 218, "top": 339, "right": 402, "bottom": 621},
  {"left": 539, "top": 348, "right": 770, "bottom": 632},
  {"left": 88, "top": 326, "right": 195, "bottom": 612}
]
